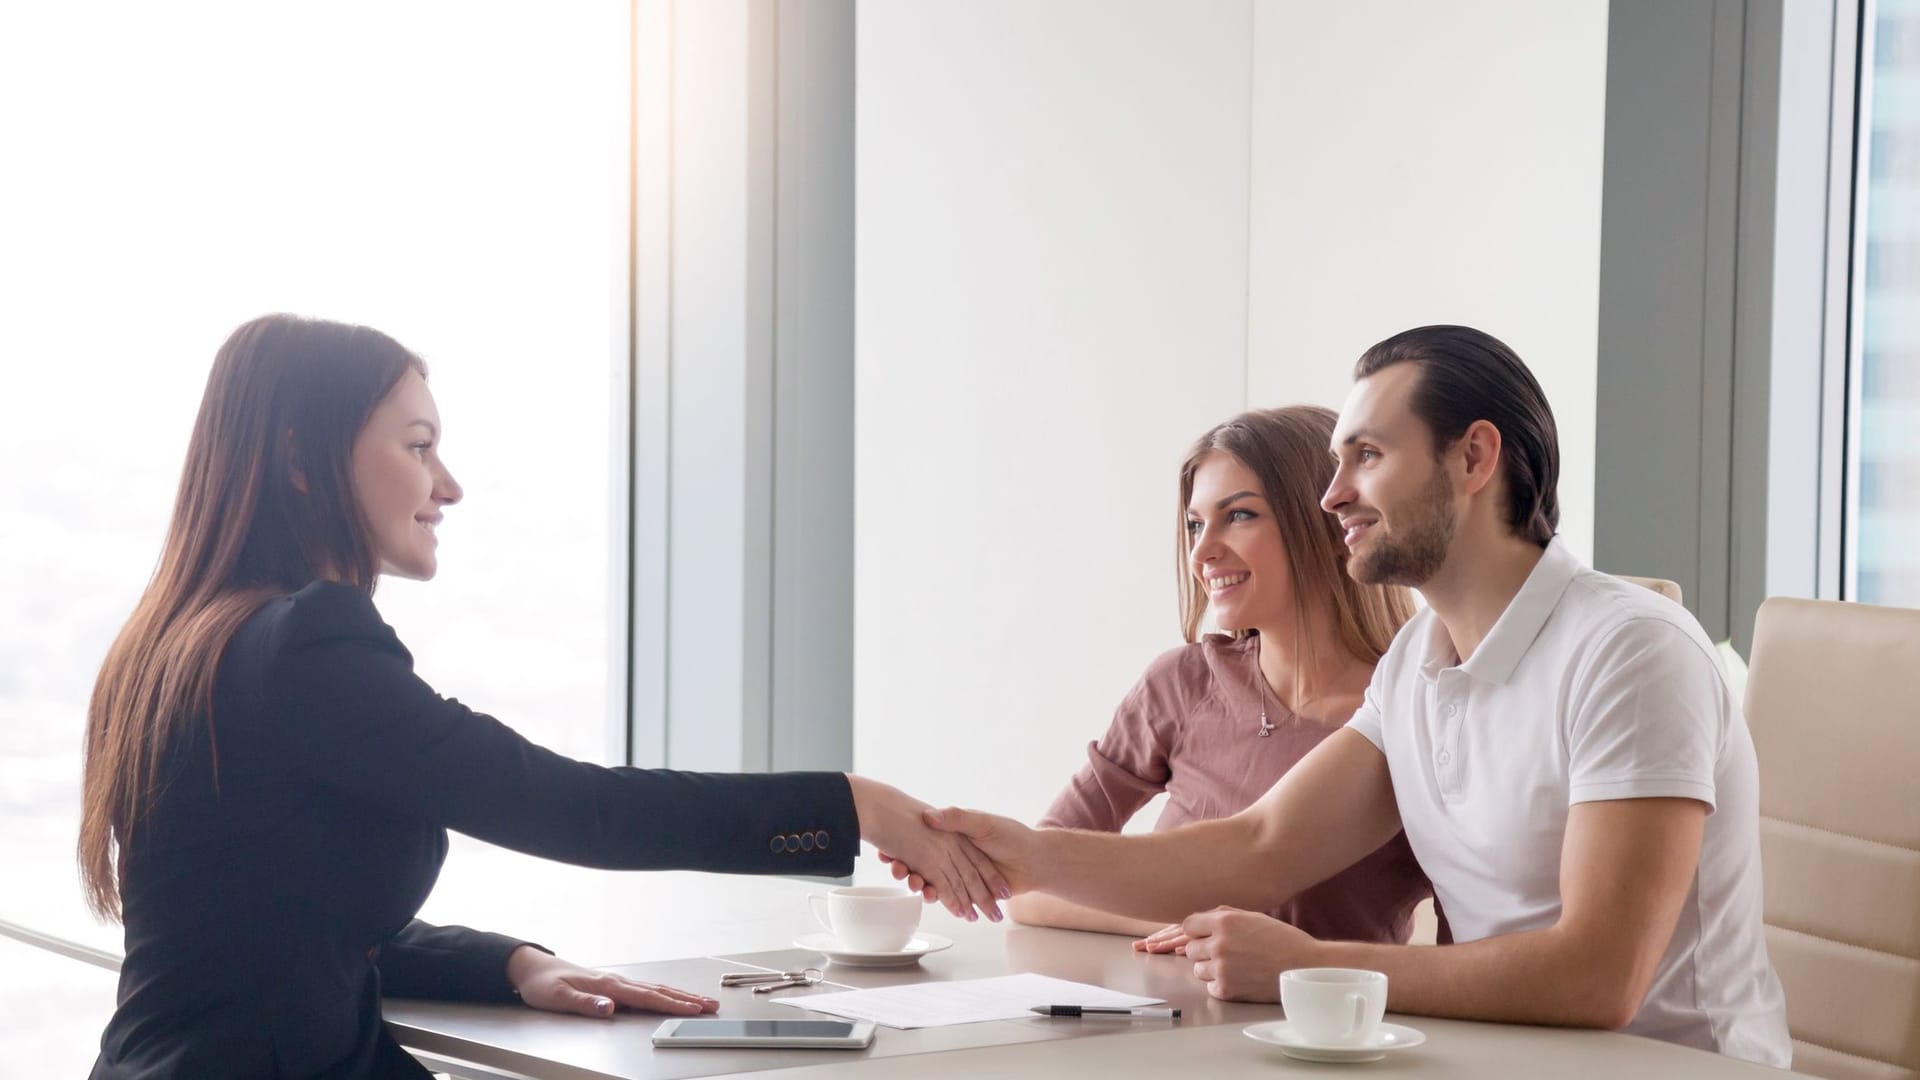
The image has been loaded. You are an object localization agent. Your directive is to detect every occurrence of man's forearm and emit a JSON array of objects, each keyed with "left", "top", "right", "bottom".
[
  {"left": 1309, "top": 927, "right": 1642, "bottom": 1030},
  {"left": 1006, "top": 891, "right": 1171, "bottom": 938},
  {"left": 1030, "top": 817, "right": 1294, "bottom": 922}
]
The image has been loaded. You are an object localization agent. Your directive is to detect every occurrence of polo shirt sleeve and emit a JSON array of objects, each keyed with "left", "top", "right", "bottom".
[
  {"left": 1565, "top": 617, "right": 1725, "bottom": 809},
  {"left": 1343, "top": 671, "right": 1387, "bottom": 752}
]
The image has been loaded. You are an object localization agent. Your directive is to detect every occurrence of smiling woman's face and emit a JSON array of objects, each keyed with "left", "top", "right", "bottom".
[
  {"left": 1185, "top": 451, "right": 1294, "bottom": 634},
  {"left": 350, "top": 370, "right": 461, "bottom": 581}
]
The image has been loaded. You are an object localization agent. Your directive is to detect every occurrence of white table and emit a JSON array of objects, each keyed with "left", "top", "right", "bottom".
[
  {"left": 5, "top": 852, "right": 1806, "bottom": 1079},
  {"left": 377, "top": 867, "right": 1806, "bottom": 1080}
]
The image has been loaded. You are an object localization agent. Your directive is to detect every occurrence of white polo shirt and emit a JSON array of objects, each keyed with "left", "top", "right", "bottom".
[{"left": 1347, "top": 538, "right": 1789, "bottom": 1066}]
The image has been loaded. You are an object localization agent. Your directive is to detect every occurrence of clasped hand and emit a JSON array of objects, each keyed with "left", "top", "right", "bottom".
[{"left": 1134, "top": 906, "right": 1317, "bottom": 1001}]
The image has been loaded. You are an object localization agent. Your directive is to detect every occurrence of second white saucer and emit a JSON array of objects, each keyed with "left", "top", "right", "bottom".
[
  {"left": 793, "top": 931, "right": 954, "bottom": 967},
  {"left": 1243, "top": 1020, "right": 1426, "bottom": 1063}
]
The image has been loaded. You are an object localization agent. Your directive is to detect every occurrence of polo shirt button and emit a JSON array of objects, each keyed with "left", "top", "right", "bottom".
[
  {"left": 1437, "top": 750, "right": 1451, "bottom": 765},
  {"left": 814, "top": 830, "right": 830, "bottom": 850},
  {"left": 770, "top": 835, "right": 787, "bottom": 853},
  {"left": 1444, "top": 704, "right": 1458, "bottom": 717},
  {"left": 800, "top": 831, "right": 816, "bottom": 852}
]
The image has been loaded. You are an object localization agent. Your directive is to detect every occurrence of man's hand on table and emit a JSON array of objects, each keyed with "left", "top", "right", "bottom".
[
  {"left": 1139, "top": 906, "right": 1318, "bottom": 1002},
  {"left": 506, "top": 946, "right": 720, "bottom": 1018}
]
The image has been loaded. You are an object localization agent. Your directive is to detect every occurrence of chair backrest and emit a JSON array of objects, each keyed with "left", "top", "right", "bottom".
[
  {"left": 1746, "top": 597, "right": 1920, "bottom": 1079},
  {"left": 1616, "top": 574, "right": 1683, "bottom": 604}
]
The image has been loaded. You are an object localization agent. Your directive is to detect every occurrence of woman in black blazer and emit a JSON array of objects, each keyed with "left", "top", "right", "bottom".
[{"left": 80, "top": 315, "right": 1004, "bottom": 1079}]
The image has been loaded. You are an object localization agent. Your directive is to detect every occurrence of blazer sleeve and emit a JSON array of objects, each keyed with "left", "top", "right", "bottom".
[
  {"left": 251, "top": 582, "right": 857, "bottom": 876},
  {"left": 376, "top": 919, "right": 540, "bottom": 1003}
]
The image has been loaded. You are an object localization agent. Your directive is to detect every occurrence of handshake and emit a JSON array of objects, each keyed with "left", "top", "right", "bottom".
[
  {"left": 846, "top": 776, "right": 1033, "bottom": 921},
  {"left": 845, "top": 776, "right": 1314, "bottom": 1005}
]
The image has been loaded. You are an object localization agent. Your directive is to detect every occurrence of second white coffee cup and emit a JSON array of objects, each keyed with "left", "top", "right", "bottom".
[
  {"left": 1279, "top": 968, "right": 1388, "bottom": 1047},
  {"left": 808, "top": 885, "right": 922, "bottom": 952}
]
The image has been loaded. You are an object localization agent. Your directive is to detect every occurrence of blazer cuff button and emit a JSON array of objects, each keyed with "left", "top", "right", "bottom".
[
  {"left": 799, "top": 831, "right": 815, "bottom": 852},
  {"left": 813, "top": 830, "right": 830, "bottom": 851},
  {"left": 784, "top": 833, "right": 802, "bottom": 853},
  {"left": 770, "top": 835, "right": 787, "bottom": 853}
]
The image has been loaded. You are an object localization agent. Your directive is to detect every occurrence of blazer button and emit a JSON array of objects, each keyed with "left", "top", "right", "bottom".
[
  {"left": 770, "top": 834, "right": 787, "bottom": 853},
  {"left": 785, "top": 833, "right": 803, "bottom": 853},
  {"left": 799, "top": 831, "right": 815, "bottom": 852},
  {"left": 813, "top": 830, "right": 830, "bottom": 851}
]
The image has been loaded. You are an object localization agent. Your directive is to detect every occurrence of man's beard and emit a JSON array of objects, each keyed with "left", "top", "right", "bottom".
[{"left": 1348, "top": 466, "right": 1457, "bottom": 587}]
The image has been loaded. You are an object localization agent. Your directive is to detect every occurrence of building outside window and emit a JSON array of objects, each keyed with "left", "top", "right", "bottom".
[{"left": 1853, "top": 0, "right": 1920, "bottom": 608}]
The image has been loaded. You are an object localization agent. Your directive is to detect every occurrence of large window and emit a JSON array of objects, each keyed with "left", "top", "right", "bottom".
[
  {"left": 0, "top": 2, "right": 626, "bottom": 1067},
  {"left": 1851, "top": 0, "right": 1920, "bottom": 607}
]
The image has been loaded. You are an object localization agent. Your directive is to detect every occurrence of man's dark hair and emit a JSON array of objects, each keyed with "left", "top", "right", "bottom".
[{"left": 1354, "top": 325, "right": 1559, "bottom": 548}]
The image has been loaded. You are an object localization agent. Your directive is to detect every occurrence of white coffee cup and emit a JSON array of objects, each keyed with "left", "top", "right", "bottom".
[
  {"left": 1279, "top": 968, "right": 1388, "bottom": 1047},
  {"left": 808, "top": 886, "right": 922, "bottom": 952}
]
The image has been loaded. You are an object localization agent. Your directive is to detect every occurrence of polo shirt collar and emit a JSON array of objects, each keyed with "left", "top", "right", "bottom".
[{"left": 1416, "top": 536, "right": 1582, "bottom": 686}]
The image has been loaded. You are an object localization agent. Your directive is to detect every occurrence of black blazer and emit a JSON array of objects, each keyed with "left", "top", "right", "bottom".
[{"left": 92, "top": 582, "right": 857, "bottom": 1079}]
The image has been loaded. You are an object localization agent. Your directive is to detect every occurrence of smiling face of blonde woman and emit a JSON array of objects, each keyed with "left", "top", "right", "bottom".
[{"left": 1185, "top": 451, "right": 1298, "bottom": 635}]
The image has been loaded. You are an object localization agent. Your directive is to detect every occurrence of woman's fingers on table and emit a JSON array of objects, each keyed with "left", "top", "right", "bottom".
[
  {"left": 610, "top": 974, "right": 721, "bottom": 1011},
  {"left": 597, "top": 974, "right": 719, "bottom": 1016},
  {"left": 1133, "top": 923, "right": 1189, "bottom": 953}
]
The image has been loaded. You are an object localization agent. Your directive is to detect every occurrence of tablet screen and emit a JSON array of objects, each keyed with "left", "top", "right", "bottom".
[{"left": 662, "top": 1020, "right": 860, "bottom": 1039}]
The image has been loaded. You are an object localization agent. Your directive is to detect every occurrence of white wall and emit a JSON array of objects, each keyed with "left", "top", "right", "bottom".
[
  {"left": 1245, "top": 1, "right": 1608, "bottom": 561},
  {"left": 855, "top": 0, "right": 1254, "bottom": 822},
  {"left": 855, "top": 0, "right": 1611, "bottom": 824}
]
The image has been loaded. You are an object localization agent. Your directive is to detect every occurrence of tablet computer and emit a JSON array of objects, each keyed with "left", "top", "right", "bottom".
[{"left": 651, "top": 1018, "right": 877, "bottom": 1049}]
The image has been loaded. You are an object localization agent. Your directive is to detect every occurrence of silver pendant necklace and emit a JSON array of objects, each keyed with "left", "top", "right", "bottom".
[{"left": 1252, "top": 638, "right": 1275, "bottom": 737}]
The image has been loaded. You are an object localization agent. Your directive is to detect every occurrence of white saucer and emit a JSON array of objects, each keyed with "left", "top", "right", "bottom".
[
  {"left": 1243, "top": 1020, "right": 1425, "bottom": 1063},
  {"left": 792, "top": 931, "right": 954, "bottom": 967}
]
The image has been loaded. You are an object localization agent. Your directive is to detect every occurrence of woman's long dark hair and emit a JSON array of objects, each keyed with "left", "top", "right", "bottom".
[{"left": 79, "top": 314, "right": 423, "bottom": 920}]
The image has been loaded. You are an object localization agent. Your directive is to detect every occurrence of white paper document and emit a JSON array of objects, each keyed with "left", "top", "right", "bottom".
[{"left": 772, "top": 972, "right": 1163, "bottom": 1029}]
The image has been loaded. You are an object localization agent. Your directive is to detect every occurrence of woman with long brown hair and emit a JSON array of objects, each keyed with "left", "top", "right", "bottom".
[
  {"left": 1005, "top": 406, "right": 1436, "bottom": 976},
  {"left": 80, "top": 314, "right": 1005, "bottom": 1079}
]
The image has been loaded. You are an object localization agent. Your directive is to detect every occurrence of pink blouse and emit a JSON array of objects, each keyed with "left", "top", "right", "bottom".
[{"left": 1039, "top": 633, "right": 1435, "bottom": 944}]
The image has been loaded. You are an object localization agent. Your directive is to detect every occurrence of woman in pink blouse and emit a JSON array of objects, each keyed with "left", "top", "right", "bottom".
[{"left": 1008, "top": 405, "right": 1436, "bottom": 952}]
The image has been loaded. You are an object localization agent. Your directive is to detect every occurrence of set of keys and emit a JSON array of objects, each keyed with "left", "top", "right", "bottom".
[{"left": 718, "top": 967, "right": 826, "bottom": 994}]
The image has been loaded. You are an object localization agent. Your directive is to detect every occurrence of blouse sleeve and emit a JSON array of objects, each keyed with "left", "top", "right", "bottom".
[
  {"left": 1035, "top": 650, "right": 1187, "bottom": 832},
  {"left": 248, "top": 582, "right": 857, "bottom": 877}
]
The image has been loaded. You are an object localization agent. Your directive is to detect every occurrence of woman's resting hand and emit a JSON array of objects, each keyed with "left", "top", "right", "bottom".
[{"left": 507, "top": 946, "right": 721, "bottom": 1018}]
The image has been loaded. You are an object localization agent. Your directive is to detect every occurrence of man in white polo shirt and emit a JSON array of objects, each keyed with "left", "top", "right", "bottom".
[{"left": 914, "top": 325, "right": 1790, "bottom": 1066}]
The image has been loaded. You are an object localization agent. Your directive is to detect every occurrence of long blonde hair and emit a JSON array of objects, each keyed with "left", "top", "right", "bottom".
[
  {"left": 1175, "top": 405, "right": 1414, "bottom": 711},
  {"left": 80, "top": 314, "right": 424, "bottom": 921}
]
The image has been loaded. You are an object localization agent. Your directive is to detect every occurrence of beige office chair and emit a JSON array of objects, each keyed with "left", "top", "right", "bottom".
[
  {"left": 1747, "top": 597, "right": 1920, "bottom": 1079},
  {"left": 1615, "top": 574, "right": 1683, "bottom": 604}
]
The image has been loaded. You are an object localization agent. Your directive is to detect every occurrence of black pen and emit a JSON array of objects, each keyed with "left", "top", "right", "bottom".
[{"left": 1031, "top": 1005, "right": 1180, "bottom": 1018}]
